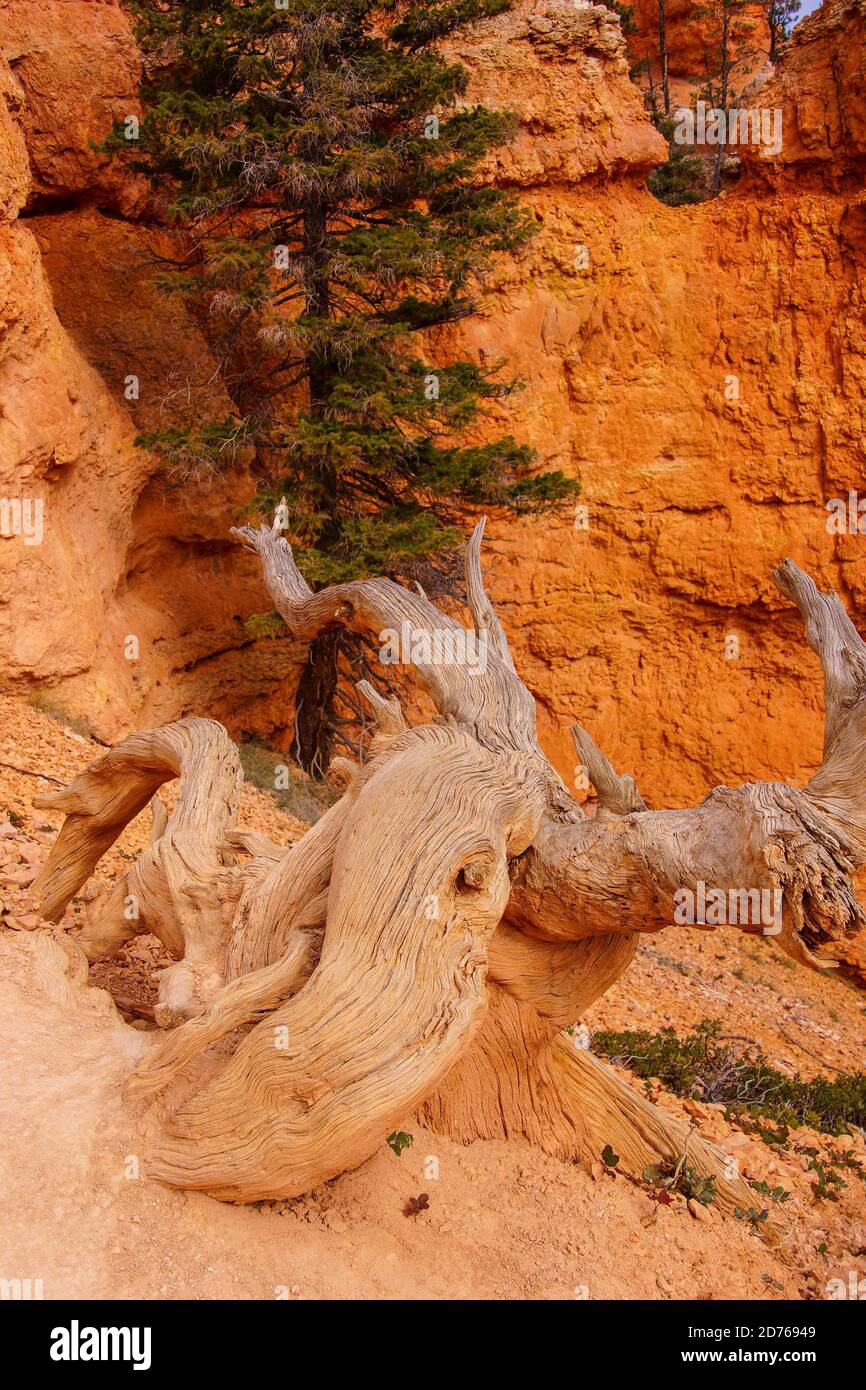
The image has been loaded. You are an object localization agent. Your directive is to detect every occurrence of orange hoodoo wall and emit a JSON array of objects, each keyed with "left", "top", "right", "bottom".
[{"left": 1, "top": 0, "right": 865, "bottom": 810}]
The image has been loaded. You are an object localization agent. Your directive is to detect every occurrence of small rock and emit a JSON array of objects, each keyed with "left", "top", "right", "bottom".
[
  {"left": 688, "top": 1199, "right": 713, "bottom": 1223},
  {"left": 2, "top": 865, "right": 38, "bottom": 886},
  {"left": 3, "top": 914, "right": 41, "bottom": 932}
]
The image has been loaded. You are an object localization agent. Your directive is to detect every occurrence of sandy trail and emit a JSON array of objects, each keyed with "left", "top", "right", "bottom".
[{"left": 0, "top": 932, "right": 806, "bottom": 1302}]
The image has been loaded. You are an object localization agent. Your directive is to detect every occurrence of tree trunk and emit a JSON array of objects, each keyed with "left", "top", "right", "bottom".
[
  {"left": 293, "top": 629, "right": 340, "bottom": 776},
  {"left": 768, "top": 3, "right": 780, "bottom": 65},
  {"left": 294, "top": 184, "right": 342, "bottom": 777},
  {"left": 144, "top": 726, "right": 547, "bottom": 1202},
  {"left": 711, "top": 2, "right": 731, "bottom": 197},
  {"left": 658, "top": 0, "right": 670, "bottom": 116}
]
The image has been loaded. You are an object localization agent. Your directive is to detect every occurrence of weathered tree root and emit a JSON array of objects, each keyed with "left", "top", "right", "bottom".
[
  {"left": 30, "top": 521, "right": 866, "bottom": 1235},
  {"left": 418, "top": 936, "right": 761, "bottom": 1226},
  {"left": 145, "top": 726, "right": 547, "bottom": 1201},
  {"left": 421, "top": 1008, "right": 759, "bottom": 1225},
  {"left": 551, "top": 1042, "right": 758, "bottom": 1223},
  {"left": 32, "top": 719, "right": 242, "bottom": 1024},
  {"left": 126, "top": 931, "right": 319, "bottom": 1101}
]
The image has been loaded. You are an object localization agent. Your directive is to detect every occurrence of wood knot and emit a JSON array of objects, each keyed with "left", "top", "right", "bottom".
[{"left": 458, "top": 861, "right": 488, "bottom": 891}]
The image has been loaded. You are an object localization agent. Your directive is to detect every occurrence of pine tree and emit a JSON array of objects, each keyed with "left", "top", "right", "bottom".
[
  {"left": 106, "top": 0, "right": 577, "bottom": 773},
  {"left": 647, "top": 116, "right": 705, "bottom": 206},
  {"left": 657, "top": 0, "right": 670, "bottom": 116},
  {"left": 765, "top": 0, "right": 799, "bottom": 64},
  {"left": 694, "top": 0, "right": 764, "bottom": 195}
]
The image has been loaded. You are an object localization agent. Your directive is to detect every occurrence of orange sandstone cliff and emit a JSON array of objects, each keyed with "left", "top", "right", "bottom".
[
  {"left": 1, "top": 0, "right": 865, "bottom": 812},
  {"left": 628, "top": 0, "right": 770, "bottom": 95}
]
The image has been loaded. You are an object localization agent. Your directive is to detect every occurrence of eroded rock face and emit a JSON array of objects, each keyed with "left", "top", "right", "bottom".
[
  {"left": 628, "top": 0, "right": 770, "bottom": 87},
  {"left": 0, "top": 51, "right": 29, "bottom": 218},
  {"left": 0, "top": 0, "right": 144, "bottom": 213},
  {"left": 0, "top": 0, "right": 303, "bottom": 740},
  {"left": 738, "top": 0, "right": 866, "bottom": 185},
  {"left": 446, "top": 0, "right": 866, "bottom": 802},
  {"left": 453, "top": 4, "right": 667, "bottom": 183},
  {"left": 1, "top": 0, "right": 865, "bottom": 809}
]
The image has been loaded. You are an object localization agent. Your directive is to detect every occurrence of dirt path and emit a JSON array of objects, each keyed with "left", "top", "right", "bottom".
[{"left": 0, "top": 932, "right": 806, "bottom": 1301}]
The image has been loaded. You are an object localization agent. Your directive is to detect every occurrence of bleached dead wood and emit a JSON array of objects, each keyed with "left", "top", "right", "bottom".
[
  {"left": 32, "top": 720, "right": 242, "bottom": 1025},
  {"left": 145, "top": 726, "right": 547, "bottom": 1201},
  {"left": 30, "top": 521, "right": 866, "bottom": 1226}
]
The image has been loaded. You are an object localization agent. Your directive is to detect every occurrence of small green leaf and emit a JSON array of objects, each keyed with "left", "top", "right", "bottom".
[{"left": 387, "top": 1130, "right": 413, "bottom": 1157}]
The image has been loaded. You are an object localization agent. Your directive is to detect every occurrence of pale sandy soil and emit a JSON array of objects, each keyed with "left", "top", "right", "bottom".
[{"left": 1, "top": 695, "right": 864, "bottom": 1301}]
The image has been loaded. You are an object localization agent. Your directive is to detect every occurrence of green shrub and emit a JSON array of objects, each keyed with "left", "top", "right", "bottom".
[{"left": 591, "top": 1019, "right": 866, "bottom": 1136}]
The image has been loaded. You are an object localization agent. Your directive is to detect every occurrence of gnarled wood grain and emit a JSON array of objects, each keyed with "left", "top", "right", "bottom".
[
  {"left": 32, "top": 719, "right": 242, "bottom": 1024},
  {"left": 144, "top": 727, "right": 547, "bottom": 1201},
  {"left": 31, "top": 525, "right": 865, "bottom": 1230}
]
